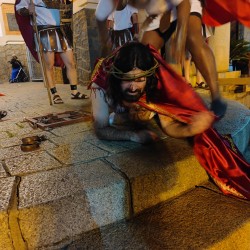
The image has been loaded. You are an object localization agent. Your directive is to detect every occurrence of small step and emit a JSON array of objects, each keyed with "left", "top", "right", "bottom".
[{"left": 66, "top": 183, "right": 250, "bottom": 250}]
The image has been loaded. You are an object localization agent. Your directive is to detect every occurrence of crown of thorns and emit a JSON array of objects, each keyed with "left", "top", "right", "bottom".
[{"left": 104, "top": 58, "right": 159, "bottom": 81}]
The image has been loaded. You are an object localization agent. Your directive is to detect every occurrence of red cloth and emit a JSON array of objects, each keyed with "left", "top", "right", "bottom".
[
  {"left": 91, "top": 45, "right": 250, "bottom": 200},
  {"left": 14, "top": 0, "right": 64, "bottom": 67},
  {"left": 202, "top": 0, "right": 250, "bottom": 28}
]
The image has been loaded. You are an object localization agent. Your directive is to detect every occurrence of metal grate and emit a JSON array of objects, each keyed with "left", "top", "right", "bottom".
[{"left": 26, "top": 47, "right": 43, "bottom": 81}]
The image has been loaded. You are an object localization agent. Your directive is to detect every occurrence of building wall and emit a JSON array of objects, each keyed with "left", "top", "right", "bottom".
[
  {"left": 73, "top": 9, "right": 91, "bottom": 85},
  {"left": 0, "top": 43, "right": 28, "bottom": 82}
]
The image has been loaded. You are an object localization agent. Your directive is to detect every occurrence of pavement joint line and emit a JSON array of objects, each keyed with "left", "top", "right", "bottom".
[
  {"left": 8, "top": 176, "right": 28, "bottom": 250},
  {"left": 195, "top": 184, "right": 250, "bottom": 206},
  {"left": 101, "top": 158, "right": 134, "bottom": 218},
  {"left": 1, "top": 160, "right": 11, "bottom": 177}
]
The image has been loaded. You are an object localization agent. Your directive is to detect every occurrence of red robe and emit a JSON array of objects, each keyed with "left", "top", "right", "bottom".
[
  {"left": 202, "top": 0, "right": 250, "bottom": 28},
  {"left": 91, "top": 46, "right": 250, "bottom": 200},
  {"left": 14, "top": 0, "right": 64, "bottom": 67}
]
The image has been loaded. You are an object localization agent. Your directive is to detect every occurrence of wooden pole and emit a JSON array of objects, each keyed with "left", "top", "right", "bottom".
[{"left": 30, "top": 0, "right": 53, "bottom": 105}]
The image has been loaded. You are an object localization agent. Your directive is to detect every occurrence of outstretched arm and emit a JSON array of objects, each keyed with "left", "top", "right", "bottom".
[
  {"left": 91, "top": 86, "right": 158, "bottom": 143},
  {"left": 159, "top": 111, "right": 214, "bottom": 138}
]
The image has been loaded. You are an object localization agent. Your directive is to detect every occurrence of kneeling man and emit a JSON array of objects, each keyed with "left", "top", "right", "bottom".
[
  {"left": 91, "top": 42, "right": 214, "bottom": 143},
  {"left": 90, "top": 42, "right": 250, "bottom": 201}
]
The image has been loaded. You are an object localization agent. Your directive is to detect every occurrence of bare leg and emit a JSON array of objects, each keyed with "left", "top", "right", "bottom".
[
  {"left": 43, "top": 52, "right": 55, "bottom": 89},
  {"left": 196, "top": 69, "right": 203, "bottom": 84},
  {"left": 186, "top": 15, "right": 219, "bottom": 100},
  {"left": 60, "top": 50, "right": 78, "bottom": 94},
  {"left": 184, "top": 57, "right": 191, "bottom": 83},
  {"left": 141, "top": 30, "right": 164, "bottom": 51}
]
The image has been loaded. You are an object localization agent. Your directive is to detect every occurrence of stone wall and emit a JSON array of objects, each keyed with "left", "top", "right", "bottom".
[
  {"left": 73, "top": 9, "right": 91, "bottom": 85},
  {"left": 0, "top": 43, "right": 28, "bottom": 83},
  {"left": 73, "top": 8, "right": 101, "bottom": 85}
]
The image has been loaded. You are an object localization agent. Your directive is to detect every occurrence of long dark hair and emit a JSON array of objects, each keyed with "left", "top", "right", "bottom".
[{"left": 107, "top": 42, "right": 158, "bottom": 107}]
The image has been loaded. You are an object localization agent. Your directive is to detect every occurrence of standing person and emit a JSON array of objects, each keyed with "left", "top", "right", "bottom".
[
  {"left": 141, "top": 0, "right": 227, "bottom": 118},
  {"left": 96, "top": 0, "right": 190, "bottom": 62},
  {"left": 107, "top": 1, "right": 139, "bottom": 50},
  {"left": 15, "top": 0, "right": 88, "bottom": 104}
]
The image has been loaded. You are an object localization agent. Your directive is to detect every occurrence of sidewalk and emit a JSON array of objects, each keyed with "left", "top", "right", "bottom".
[{"left": 0, "top": 82, "right": 249, "bottom": 249}]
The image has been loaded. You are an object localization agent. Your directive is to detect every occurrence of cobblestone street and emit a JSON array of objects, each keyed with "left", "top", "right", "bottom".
[{"left": 0, "top": 82, "right": 250, "bottom": 249}]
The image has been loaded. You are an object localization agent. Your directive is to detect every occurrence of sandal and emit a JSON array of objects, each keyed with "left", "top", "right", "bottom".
[
  {"left": 195, "top": 82, "right": 209, "bottom": 90},
  {"left": 71, "top": 92, "right": 89, "bottom": 99},
  {"left": 0, "top": 110, "right": 7, "bottom": 120},
  {"left": 53, "top": 95, "right": 64, "bottom": 104}
]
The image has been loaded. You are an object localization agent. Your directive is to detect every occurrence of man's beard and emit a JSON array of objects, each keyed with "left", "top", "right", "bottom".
[{"left": 122, "top": 89, "right": 144, "bottom": 103}]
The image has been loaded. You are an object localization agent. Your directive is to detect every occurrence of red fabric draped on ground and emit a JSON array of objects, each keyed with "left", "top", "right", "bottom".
[
  {"left": 202, "top": 0, "right": 250, "bottom": 28},
  {"left": 91, "top": 45, "right": 250, "bottom": 200},
  {"left": 14, "top": 0, "right": 63, "bottom": 67}
]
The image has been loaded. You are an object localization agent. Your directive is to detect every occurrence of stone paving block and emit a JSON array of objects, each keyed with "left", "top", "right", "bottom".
[
  {"left": 0, "top": 212, "right": 13, "bottom": 250},
  {"left": 0, "top": 177, "right": 15, "bottom": 211},
  {"left": 0, "top": 139, "right": 56, "bottom": 160},
  {"left": 50, "top": 141, "right": 109, "bottom": 164},
  {"left": 106, "top": 138, "right": 209, "bottom": 214},
  {"left": 50, "top": 121, "right": 93, "bottom": 136},
  {"left": 0, "top": 162, "right": 7, "bottom": 178},
  {"left": 5, "top": 151, "right": 62, "bottom": 176},
  {"left": 51, "top": 131, "right": 133, "bottom": 154},
  {"left": 18, "top": 160, "right": 129, "bottom": 208},
  {"left": 18, "top": 160, "right": 129, "bottom": 248},
  {"left": 67, "top": 186, "right": 250, "bottom": 250}
]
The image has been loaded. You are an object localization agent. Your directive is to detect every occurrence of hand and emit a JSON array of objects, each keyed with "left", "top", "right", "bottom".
[
  {"left": 130, "top": 129, "right": 159, "bottom": 144},
  {"left": 188, "top": 111, "right": 214, "bottom": 135},
  {"left": 28, "top": 2, "right": 36, "bottom": 16},
  {"left": 133, "top": 34, "right": 139, "bottom": 41},
  {"left": 211, "top": 98, "right": 227, "bottom": 119}
]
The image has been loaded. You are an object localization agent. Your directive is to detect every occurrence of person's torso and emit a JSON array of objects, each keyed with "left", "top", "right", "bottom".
[
  {"left": 113, "top": 5, "right": 135, "bottom": 31},
  {"left": 33, "top": 0, "right": 60, "bottom": 26}
]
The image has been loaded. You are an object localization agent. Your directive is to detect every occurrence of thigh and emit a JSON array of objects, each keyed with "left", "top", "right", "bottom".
[
  {"left": 141, "top": 30, "right": 164, "bottom": 50},
  {"left": 42, "top": 52, "right": 55, "bottom": 68},
  {"left": 60, "top": 50, "right": 75, "bottom": 67},
  {"left": 187, "top": 14, "right": 203, "bottom": 43}
]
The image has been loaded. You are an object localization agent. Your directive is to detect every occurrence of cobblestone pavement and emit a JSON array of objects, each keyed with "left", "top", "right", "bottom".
[{"left": 0, "top": 82, "right": 250, "bottom": 249}]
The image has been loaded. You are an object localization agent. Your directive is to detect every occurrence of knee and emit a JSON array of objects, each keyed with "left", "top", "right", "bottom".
[
  {"left": 65, "top": 61, "right": 76, "bottom": 70},
  {"left": 45, "top": 63, "right": 54, "bottom": 71}
]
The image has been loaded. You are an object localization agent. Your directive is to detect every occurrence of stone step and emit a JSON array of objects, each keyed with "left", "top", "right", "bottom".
[
  {"left": 0, "top": 84, "right": 249, "bottom": 249},
  {"left": 67, "top": 183, "right": 250, "bottom": 250},
  {"left": 0, "top": 137, "right": 209, "bottom": 249}
]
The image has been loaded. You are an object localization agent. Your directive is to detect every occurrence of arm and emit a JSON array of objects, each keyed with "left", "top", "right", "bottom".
[
  {"left": 91, "top": 86, "right": 158, "bottom": 143},
  {"left": 95, "top": 0, "right": 116, "bottom": 56},
  {"left": 171, "top": 0, "right": 190, "bottom": 64},
  {"left": 131, "top": 13, "right": 139, "bottom": 39},
  {"left": 16, "top": 0, "right": 36, "bottom": 16},
  {"left": 159, "top": 111, "right": 214, "bottom": 138}
]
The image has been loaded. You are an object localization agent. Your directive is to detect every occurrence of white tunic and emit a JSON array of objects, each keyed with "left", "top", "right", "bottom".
[
  {"left": 15, "top": 0, "right": 60, "bottom": 26},
  {"left": 108, "top": 5, "right": 138, "bottom": 31},
  {"left": 95, "top": 0, "right": 183, "bottom": 21}
]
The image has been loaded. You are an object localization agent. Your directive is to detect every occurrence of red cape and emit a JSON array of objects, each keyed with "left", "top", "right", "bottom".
[
  {"left": 14, "top": 0, "right": 64, "bottom": 67},
  {"left": 91, "top": 45, "right": 250, "bottom": 200},
  {"left": 202, "top": 0, "right": 250, "bottom": 28}
]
